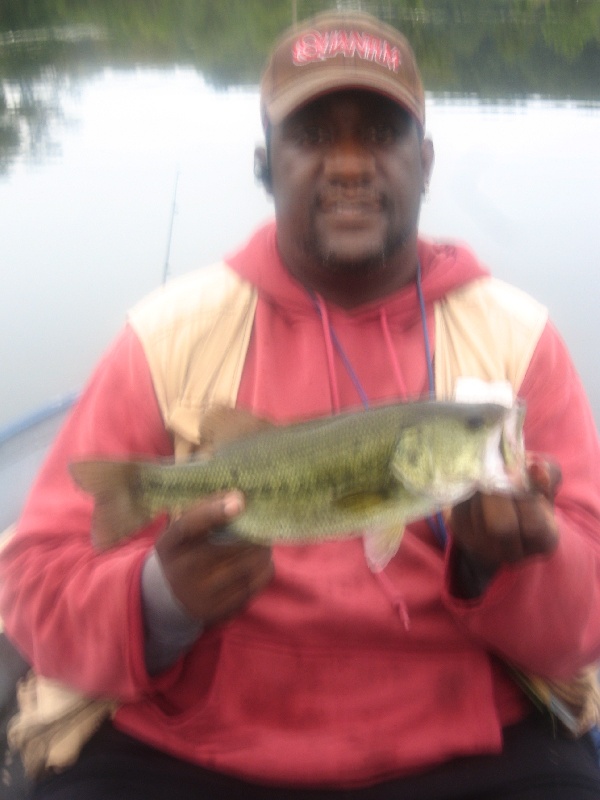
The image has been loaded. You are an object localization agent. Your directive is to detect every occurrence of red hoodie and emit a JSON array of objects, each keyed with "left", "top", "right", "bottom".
[{"left": 2, "top": 222, "right": 600, "bottom": 788}]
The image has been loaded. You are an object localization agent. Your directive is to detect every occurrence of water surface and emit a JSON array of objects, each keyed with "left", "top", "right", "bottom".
[{"left": 1, "top": 1, "right": 599, "bottom": 428}]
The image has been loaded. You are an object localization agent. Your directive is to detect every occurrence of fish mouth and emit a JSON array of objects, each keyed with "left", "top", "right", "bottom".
[
  {"left": 500, "top": 401, "right": 528, "bottom": 490},
  {"left": 483, "top": 402, "right": 528, "bottom": 493}
]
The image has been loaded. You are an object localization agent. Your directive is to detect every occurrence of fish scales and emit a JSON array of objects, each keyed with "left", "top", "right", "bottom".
[
  {"left": 69, "top": 399, "right": 527, "bottom": 566},
  {"left": 137, "top": 412, "right": 398, "bottom": 513},
  {"left": 224, "top": 407, "right": 489, "bottom": 542},
  {"left": 150, "top": 406, "right": 402, "bottom": 493}
]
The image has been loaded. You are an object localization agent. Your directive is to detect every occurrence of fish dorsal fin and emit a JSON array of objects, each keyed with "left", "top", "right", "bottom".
[
  {"left": 363, "top": 526, "right": 405, "bottom": 572},
  {"left": 198, "top": 405, "right": 275, "bottom": 453}
]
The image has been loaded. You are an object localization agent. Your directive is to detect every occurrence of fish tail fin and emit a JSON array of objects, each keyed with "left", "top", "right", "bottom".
[{"left": 69, "top": 460, "right": 152, "bottom": 550}]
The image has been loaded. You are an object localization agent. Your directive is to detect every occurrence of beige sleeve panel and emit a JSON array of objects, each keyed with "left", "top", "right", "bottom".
[
  {"left": 434, "top": 277, "right": 549, "bottom": 400},
  {"left": 128, "top": 263, "right": 257, "bottom": 459},
  {"left": 130, "top": 269, "right": 547, "bottom": 455}
]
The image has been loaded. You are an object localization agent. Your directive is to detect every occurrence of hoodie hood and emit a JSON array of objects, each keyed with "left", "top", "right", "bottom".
[{"left": 226, "top": 220, "right": 489, "bottom": 329}]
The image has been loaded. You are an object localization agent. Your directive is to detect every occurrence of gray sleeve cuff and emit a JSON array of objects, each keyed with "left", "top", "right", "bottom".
[{"left": 141, "top": 549, "right": 204, "bottom": 675}]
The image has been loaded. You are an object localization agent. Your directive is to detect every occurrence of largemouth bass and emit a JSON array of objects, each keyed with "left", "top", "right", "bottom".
[{"left": 69, "top": 399, "right": 527, "bottom": 571}]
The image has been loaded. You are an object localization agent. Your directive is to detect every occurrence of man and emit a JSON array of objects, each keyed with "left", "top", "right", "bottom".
[{"left": 1, "top": 10, "right": 600, "bottom": 799}]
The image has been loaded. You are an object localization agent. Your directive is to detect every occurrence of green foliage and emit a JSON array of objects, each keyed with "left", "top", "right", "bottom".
[
  {"left": 1, "top": 0, "right": 598, "bottom": 91},
  {"left": 1, "top": 0, "right": 598, "bottom": 173}
]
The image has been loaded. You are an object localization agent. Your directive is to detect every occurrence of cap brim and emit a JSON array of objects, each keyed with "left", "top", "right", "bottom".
[{"left": 264, "top": 66, "right": 424, "bottom": 127}]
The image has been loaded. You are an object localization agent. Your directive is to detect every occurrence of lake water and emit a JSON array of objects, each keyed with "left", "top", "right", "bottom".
[{"left": 1, "top": 3, "right": 600, "bottom": 432}]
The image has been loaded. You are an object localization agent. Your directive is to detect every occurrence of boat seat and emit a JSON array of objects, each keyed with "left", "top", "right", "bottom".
[
  {"left": 0, "top": 526, "right": 32, "bottom": 798},
  {"left": 1, "top": 632, "right": 31, "bottom": 799}
]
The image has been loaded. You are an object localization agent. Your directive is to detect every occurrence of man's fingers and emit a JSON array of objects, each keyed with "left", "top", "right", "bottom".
[
  {"left": 152, "top": 489, "right": 275, "bottom": 624},
  {"left": 472, "top": 493, "right": 524, "bottom": 563},
  {"left": 478, "top": 494, "right": 519, "bottom": 540},
  {"left": 451, "top": 488, "right": 560, "bottom": 570},
  {"left": 159, "top": 492, "right": 245, "bottom": 551},
  {"left": 451, "top": 493, "right": 527, "bottom": 565},
  {"left": 513, "top": 494, "right": 559, "bottom": 557},
  {"left": 526, "top": 456, "right": 562, "bottom": 501}
]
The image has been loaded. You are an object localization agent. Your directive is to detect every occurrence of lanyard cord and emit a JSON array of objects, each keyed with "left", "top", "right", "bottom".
[
  {"left": 308, "top": 262, "right": 449, "bottom": 549},
  {"left": 416, "top": 261, "right": 435, "bottom": 400}
]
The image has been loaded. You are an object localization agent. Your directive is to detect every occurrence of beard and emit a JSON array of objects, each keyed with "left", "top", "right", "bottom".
[
  {"left": 301, "top": 200, "right": 417, "bottom": 276},
  {"left": 306, "top": 239, "right": 387, "bottom": 275}
]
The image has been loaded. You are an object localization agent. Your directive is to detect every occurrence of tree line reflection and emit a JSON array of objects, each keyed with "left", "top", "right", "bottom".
[{"left": 1, "top": 0, "right": 599, "bottom": 173}]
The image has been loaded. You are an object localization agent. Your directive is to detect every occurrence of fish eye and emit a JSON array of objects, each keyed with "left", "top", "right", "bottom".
[{"left": 465, "top": 414, "right": 485, "bottom": 430}]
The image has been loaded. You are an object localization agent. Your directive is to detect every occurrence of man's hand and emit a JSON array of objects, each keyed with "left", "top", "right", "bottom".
[
  {"left": 450, "top": 457, "right": 562, "bottom": 579},
  {"left": 155, "top": 492, "right": 274, "bottom": 626}
]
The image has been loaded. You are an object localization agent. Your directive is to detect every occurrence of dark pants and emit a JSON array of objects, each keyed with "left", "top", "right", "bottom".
[{"left": 32, "top": 714, "right": 600, "bottom": 800}]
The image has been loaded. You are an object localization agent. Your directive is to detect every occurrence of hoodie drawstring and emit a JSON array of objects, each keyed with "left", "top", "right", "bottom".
[
  {"left": 309, "top": 291, "right": 371, "bottom": 412},
  {"left": 374, "top": 568, "right": 412, "bottom": 630},
  {"left": 313, "top": 293, "right": 342, "bottom": 413},
  {"left": 379, "top": 308, "right": 408, "bottom": 397}
]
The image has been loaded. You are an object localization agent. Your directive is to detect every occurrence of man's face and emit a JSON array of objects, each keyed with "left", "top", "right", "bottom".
[{"left": 269, "top": 90, "right": 433, "bottom": 292}]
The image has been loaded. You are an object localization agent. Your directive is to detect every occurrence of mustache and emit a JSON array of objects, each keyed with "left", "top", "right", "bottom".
[{"left": 316, "top": 187, "right": 387, "bottom": 210}]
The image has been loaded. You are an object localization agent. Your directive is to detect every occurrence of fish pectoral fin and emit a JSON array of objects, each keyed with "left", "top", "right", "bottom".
[
  {"left": 333, "top": 491, "right": 389, "bottom": 512},
  {"left": 198, "top": 405, "right": 276, "bottom": 452},
  {"left": 362, "top": 526, "right": 405, "bottom": 573}
]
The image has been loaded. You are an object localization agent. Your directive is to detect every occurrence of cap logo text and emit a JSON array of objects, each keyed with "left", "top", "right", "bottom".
[{"left": 292, "top": 30, "right": 401, "bottom": 72}]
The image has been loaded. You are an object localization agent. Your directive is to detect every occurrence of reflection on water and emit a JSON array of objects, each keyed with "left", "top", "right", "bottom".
[
  {"left": 1, "top": 0, "right": 599, "bottom": 428},
  {"left": 2, "top": 1, "right": 599, "bottom": 173}
]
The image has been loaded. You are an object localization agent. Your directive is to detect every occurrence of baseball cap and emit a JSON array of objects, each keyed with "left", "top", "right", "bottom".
[{"left": 260, "top": 10, "right": 425, "bottom": 129}]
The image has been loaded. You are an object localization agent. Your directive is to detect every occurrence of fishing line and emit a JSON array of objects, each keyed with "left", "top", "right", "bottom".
[{"left": 162, "top": 170, "right": 179, "bottom": 285}]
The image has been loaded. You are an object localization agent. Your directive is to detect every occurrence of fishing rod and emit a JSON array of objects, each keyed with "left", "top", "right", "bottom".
[{"left": 162, "top": 170, "right": 179, "bottom": 285}]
